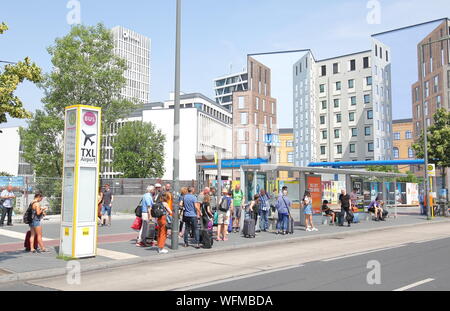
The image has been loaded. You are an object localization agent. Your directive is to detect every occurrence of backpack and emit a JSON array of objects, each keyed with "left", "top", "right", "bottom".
[
  {"left": 23, "top": 203, "right": 34, "bottom": 225},
  {"left": 218, "top": 197, "right": 229, "bottom": 212},
  {"left": 151, "top": 202, "right": 166, "bottom": 218}
]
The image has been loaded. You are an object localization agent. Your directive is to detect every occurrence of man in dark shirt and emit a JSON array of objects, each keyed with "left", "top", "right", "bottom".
[
  {"left": 101, "top": 184, "right": 114, "bottom": 227},
  {"left": 339, "top": 189, "right": 351, "bottom": 227}
]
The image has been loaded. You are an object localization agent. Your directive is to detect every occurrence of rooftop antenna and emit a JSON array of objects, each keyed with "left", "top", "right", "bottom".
[{"left": 229, "top": 62, "right": 233, "bottom": 74}]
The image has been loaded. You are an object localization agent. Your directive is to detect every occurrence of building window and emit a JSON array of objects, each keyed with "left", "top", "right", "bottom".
[
  {"left": 322, "top": 130, "right": 328, "bottom": 139},
  {"left": 288, "top": 152, "right": 294, "bottom": 163},
  {"left": 394, "top": 132, "right": 401, "bottom": 140},
  {"left": 334, "top": 99, "right": 340, "bottom": 108},
  {"left": 348, "top": 79, "right": 355, "bottom": 89},
  {"left": 240, "top": 113, "right": 248, "bottom": 125},
  {"left": 349, "top": 59, "right": 356, "bottom": 71},
  {"left": 367, "top": 110, "right": 373, "bottom": 120},
  {"left": 336, "top": 81, "right": 342, "bottom": 91},
  {"left": 408, "top": 147, "right": 414, "bottom": 158},
  {"left": 286, "top": 140, "right": 294, "bottom": 147},
  {"left": 393, "top": 147, "right": 399, "bottom": 159},
  {"left": 256, "top": 97, "right": 259, "bottom": 110},
  {"left": 337, "top": 145, "right": 343, "bottom": 154},
  {"left": 351, "top": 96, "right": 357, "bottom": 106},
  {"left": 350, "top": 144, "right": 356, "bottom": 153},
  {"left": 363, "top": 56, "right": 370, "bottom": 69},
  {"left": 368, "top": 143, "right": 374, "bottom": 152},
  {"left": 349, "top": 112, "right": 355, "bottom": 122},
  {"left": 320, "top": 146, "right": 326, "bottom": 155},
  {"left": 321, "top": 100, "right": 327, "bottom": 110},
  {"left": 238, "top": 129, "right": 245, "bottom": 140},
  {"left": 238, "top": 96, "right": 245, "bottom": 109},
  {"left": 240, "top": 144, "right": 247, "bottom": 157},
  {"left": 366, "top": 76, "right": 373, "bottom": 86},
  {"left": 351, "top": 128, "right": 358, "bottom": 137},
  {"left": 365, "top": 126, "right": 371, "bottom": 136},
  {"left": 364, "top": 94, "right": 371, "bottom": 104},
  {"left": 333, "top": 63, "right": 339, "bottom": 74},
  {"left": 405, "top": 131, "right": 412, "bottom": 139},
  {"left": 320, "top": 84, "right": 325, "bottom": 93},
  {"left": 334, "top": 129, "right": 340, "bottom": 139},
  {"left": 336, "top": 114, "right": 342, "bottom": 123},
  {"left": 320, "top": 116, "right": 326, "bottom": 125},
  {"left": 321, "top": 65, "right": 326, "bottom": 76}
]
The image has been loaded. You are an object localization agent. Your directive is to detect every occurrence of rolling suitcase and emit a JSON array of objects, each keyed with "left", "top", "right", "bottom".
[
  {"left": 24, "top": 231, "right": 39, "bottom": 251},
  {"left": 242, "top": 212, "right": 256, "bottom": 238},
  {"left": 338, "top": 212, "right": 345, "bottom": 226},
  {"left": 146, "top": 222, "right": 157, "bottom": 244},
  {"left": 200, "top": 229, "right": 214, "bottom": 249},
  {"left": 287, "top": 216, "right": 295, "bottom": 234}
]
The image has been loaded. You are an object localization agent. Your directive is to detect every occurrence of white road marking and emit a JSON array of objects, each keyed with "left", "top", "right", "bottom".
[
  {"left": 174, "top": 264, "right": 304, "bottom": 291},
  {"left": 0, "top": 228, "right": 52, "bottom": 241},
  {"left": 393, "top": 278, "right": 435, "bottom": 291},
  {"left": 413, "top": 237, "right": 449, "bottom": 244},
  {"left": 96, "top": 248, "right": 139, "bottom": 260},
  {"left": 321, "top": 245, "right": 406, "bottom": 262}
]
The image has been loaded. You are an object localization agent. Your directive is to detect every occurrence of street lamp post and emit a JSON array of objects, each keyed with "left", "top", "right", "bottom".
[
  {"left": 418, "top": 35, "right": 450, "bottom": 220},
  {"left": 171, "top": 0, "right": 181, "bottom": 250}
]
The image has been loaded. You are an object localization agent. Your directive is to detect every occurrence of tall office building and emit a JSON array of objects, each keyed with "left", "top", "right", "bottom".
[
  {"left": 214, "top": 71, "right": 248, "bottom": 111},
  {"left": 111, "top": 26, "right": 151, "bottom": 103},
  {"left": 232, "top": 57, "right": 278, "bottom": 163},
  {"left": 102, "top": 26, "right": 151, "bottom": 178},
  {"left": 411, "top": 18, "right": 450, "bottom": 188},
  {"left": 293, "top": 42, "right": 392, "bottom": 166}
]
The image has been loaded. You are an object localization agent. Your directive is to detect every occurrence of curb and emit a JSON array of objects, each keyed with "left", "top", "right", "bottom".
[{"left": 1, "top": 218, "right": 449, "bottom": 284}]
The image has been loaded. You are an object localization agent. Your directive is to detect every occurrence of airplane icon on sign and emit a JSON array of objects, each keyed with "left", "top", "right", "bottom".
[{"left": 82, "top": 130, "right": 96, "bottom": 146}]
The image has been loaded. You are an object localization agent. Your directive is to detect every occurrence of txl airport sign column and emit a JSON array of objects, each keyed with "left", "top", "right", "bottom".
[{"left": 60, "top": 105, "right": 101, "bottom": 258}]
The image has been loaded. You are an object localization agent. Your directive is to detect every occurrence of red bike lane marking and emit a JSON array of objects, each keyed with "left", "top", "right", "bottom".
[{"left": 0, "top": 232, "right": 138, "bottom": 253}]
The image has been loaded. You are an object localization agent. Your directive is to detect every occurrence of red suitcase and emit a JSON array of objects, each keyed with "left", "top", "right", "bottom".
[{"left": 24, "top": 231, "right": 39, "bottom": 251}]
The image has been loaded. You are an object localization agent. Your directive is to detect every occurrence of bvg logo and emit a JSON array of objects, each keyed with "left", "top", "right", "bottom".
[{"left": 83, "top": 112, "right": 96, "bottom": 126}]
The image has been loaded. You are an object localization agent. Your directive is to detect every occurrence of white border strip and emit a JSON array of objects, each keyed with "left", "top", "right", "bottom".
[
  {"left": 393, "top": 278, "right": 434, "bottom": 291},
  {"left": 321, "top": 245, "right": 406, "bottom": 262}
]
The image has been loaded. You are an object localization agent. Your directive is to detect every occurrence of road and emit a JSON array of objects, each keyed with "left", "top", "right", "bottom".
[{"left": 1, "top": 221, "right": 447, "bottom": 291}]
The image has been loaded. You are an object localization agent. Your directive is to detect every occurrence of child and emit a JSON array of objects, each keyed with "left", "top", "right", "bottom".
[{"left": 321, "top": 200, "right": 336, "bottom": 225}]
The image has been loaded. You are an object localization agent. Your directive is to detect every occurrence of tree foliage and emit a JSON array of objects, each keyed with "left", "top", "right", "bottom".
[
  {"left": 413, "top": 108, "right": 450, "bottom": 189},
  {"left": 20, "top": 23, "right": 135, "bottom": 179},
  {"left": 112, "top": 121, "right": 166, "bottom": 178},
  {"left": 0, "top": 22, "right": 43, "bottom": 124},
  {"left": 367, "top": 165, "right": 422, "bottom": 183},
  {"left": 0, "top": 171, "right": 12, "bottom": 177}
]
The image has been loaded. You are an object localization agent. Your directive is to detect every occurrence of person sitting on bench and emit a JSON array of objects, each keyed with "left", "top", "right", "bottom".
[
  {"left": 368, "top": 197, "right": 384, "bottom": 221},
  {"left": 321, "top": 200, "right": 336, "bottom": 225}
]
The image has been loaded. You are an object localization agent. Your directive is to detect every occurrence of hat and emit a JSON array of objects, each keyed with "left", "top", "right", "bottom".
[{"left": 155, "top": 183, "right": 162, "bottom": 188}]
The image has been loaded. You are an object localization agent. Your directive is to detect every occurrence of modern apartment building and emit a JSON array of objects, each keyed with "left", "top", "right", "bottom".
[
  {"left": 232, "top": 57, "right": 278, "bottom": 164},
  {"left": 111, "top": 26, "right": 151, "bottom": 103},
  {"left": 0, "top": 127, "right": 33, "bottom": 177},
  {"left": 104, "top": 93, "right": 233, "bottom": 181},
  {"left": 392, "top": 119, "right": 415, "bottom": 173},
  {"left": 293, "top": 43, "right": 392, "bottom": 166},
  {"left": 214, "top": 71, "right": 248, "bottom": 111},
  {"left": 411, "top": 18, "right": 450, "bottom": 187}
]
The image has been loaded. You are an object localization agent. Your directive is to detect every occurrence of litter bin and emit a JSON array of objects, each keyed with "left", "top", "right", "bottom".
[{"left": 299, "top": 206, "right": 306, "bottom": 227}]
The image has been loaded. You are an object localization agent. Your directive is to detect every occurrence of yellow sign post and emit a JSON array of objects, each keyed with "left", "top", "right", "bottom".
[{"left": 60, "top": 105, "right": 101, "bottom": 258}]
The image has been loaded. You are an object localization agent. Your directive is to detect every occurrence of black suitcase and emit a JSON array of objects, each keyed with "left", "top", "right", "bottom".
[
  {"left": 146, "top": 222, "right": 157, "bottom": 242},
  {"left": 346, "top": 210, "right": 354, "bottom": 223},
  {"left": 288, "top": 216, "right": 294, "bottom": 234},
  {"left": 200, "top": 229, "right": 214, "bottom": 249},
  {"left": 243, "top": 216, "right": 256, "bottom": 238}
]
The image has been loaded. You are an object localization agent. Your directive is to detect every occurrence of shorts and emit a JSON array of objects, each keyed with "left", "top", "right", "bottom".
[
  {"left": 324, "top": 209, "right": 334, "bottom": 216},
  {"left": 304, "top": 204, "right": 313, "bottom": 215},
  {"left": 102, "top": 205, "right": 112, "bottom": 216},
  {"left": 29, "top": 219, "right": 41, "bottom": 228},
  {"left": 217, "top": 211, "right": 229, "bottom": 225},
  {"left": 233, "top": 206, "right": 242, "bottom": 219}
]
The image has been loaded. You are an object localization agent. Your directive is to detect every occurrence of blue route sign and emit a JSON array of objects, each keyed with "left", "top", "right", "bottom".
[
  {"left": 200, "top": 158, "right": 269, "bottom": 169},
  {"left": 0, "top": 176, "right": 25, "bottom": 187}
]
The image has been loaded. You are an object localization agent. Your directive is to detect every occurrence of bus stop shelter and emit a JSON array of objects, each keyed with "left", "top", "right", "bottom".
[{"left": 240, "top": 164, "right": 408, "bottom": 225}]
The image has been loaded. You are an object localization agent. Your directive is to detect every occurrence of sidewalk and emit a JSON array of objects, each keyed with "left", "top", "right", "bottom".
[{"left": 0, "top": 211, "right": 448, "bottom": 284}]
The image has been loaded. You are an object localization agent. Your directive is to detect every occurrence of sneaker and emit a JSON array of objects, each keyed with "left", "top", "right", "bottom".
[
  {"left": 136, "top": 242, "right": 146, "bottom": 247},
  {"left": 306, "top": 227, "right": 312, "bottom": 232},
  {"left": 158, "top": 248, "right": 168, "bottom": 254},
  {"left": 312, "top": 228, "right": 318, "bottom": 232}
]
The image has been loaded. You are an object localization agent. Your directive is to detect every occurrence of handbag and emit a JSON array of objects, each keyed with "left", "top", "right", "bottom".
[
  {"left": 135, "top": 199, "right": 143, "bottom": 218},
  {"left": 213, "top": 211, "right": 219, "bottom": 225},
  {"left": 131, "top": 216, "right": 142, "bottom": 231}
]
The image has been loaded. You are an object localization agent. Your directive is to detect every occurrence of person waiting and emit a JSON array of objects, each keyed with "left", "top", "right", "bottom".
[{"left": 321, "top": 200, "right": 336, "bottom": 225}]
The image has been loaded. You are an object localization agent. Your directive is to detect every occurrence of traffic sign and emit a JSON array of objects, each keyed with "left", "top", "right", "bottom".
[{"left": 427, "top": 164, "right": 436, "bottom": 177}]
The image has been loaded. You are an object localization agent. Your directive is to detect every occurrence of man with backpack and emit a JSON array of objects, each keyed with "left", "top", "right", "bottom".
[
  {"left": 182, "top": 187, "right": 201, "bottom": 249},
  {"left": 216, "top": 188, "right": 232, "bottom": 241},
  {"left": 231, "top": 184, "right": 245, "bottom": 233},
  {"left": 0, "top": 185, "right": 15, "bottom": 227}
]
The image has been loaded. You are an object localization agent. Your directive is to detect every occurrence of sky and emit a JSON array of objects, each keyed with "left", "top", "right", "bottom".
[{"left": 1, "top": 0, "right": 449, "bottom": 129}]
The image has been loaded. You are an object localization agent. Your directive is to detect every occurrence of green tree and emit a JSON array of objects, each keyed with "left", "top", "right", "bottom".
[
  {"left": 112, "top": 121, "right": 166, "bottom": 178},
  {"left": 0, "top": 171, "right": 12, "bottom": 177},
  {"left": 20, "top": 23, "right": 136, "bottom": 212},
  {"left": 0, "top": 22, "right": 42, "bottom": 124},
  {"left": 413, "top": 108, "right": 450, "bottom": 190}
]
